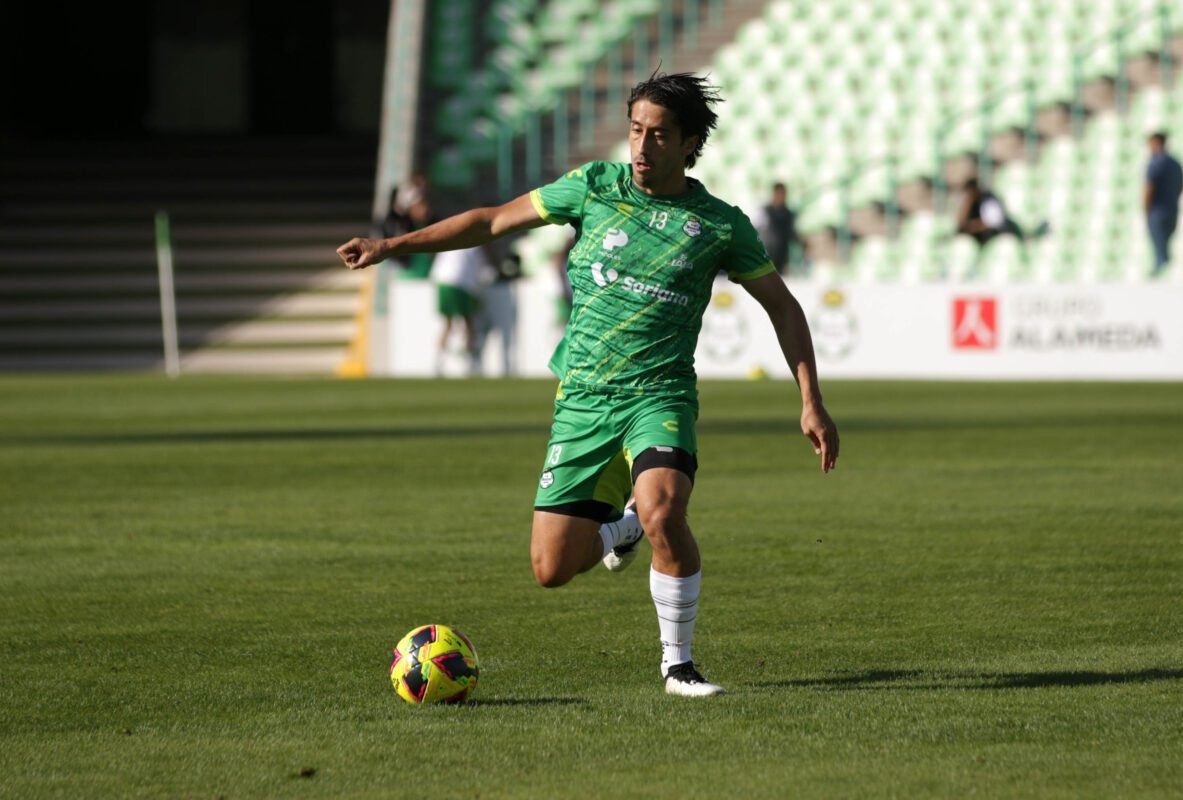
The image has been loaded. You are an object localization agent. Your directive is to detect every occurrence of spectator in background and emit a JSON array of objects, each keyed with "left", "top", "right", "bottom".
[
  {"left": 383, "top": 174, "right": 435, "bottom": 279},
  {"left": 1144, "top": 131, "right": 1183, "bottom": 276},
  {"left": 955, "top": 178, "right": 1025, "bottom": 247},
  {"left": 432, "top": 243, "right": 493, "bottom": 376},
  {"left": 754, "top": 182, "right": 799, "bottom": 274},
  {"left": 383, "top": 172, "right": 430, "bottom": 237},
  {"left": 400, "top": 198, "right": 435, "bottom": 279}
]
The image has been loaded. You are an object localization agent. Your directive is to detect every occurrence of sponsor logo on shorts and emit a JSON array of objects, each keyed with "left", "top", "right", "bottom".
[
  {"left": 661, "top": 420, "right": 680, "bottom": 432},
  {"left": 670, "top": 257, "right": 693, "bottom": 270},
  {"left": 539, "top": 470, "right": 555, "bottom": 489}
]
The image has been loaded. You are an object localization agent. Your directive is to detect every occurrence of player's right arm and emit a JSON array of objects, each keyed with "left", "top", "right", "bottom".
[{"left": 337, "top": 193, "right": 546, "bottom": 270}]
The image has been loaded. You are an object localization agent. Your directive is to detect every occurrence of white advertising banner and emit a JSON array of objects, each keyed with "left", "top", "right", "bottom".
[
  {"left": 698, "top": 282, "right": 1183, "bottom": 380},
  {"left": 385, "top": 276, "right": 1183, "bottom": 381}
]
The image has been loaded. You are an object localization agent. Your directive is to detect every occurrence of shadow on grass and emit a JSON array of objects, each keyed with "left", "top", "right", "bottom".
[
  {"left": 700, "top": 412, "right": 1183, "bottom": 437},
  {"left": 758, "top": 668, "right": 1183, "bottom": 692},
  {"left": 6, "top": 423, "right": 548, "bottom": 447},
  {"left": 14, "top": 410, "right": 1180, "bottom": 448},
  {"left": 467, "top": 697, "right": 586, "bottom": 708}
]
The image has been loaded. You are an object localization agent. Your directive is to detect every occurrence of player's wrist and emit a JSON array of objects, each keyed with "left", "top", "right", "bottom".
[
  {"left": 377, "top": 237, "right": 400, "bottom": 260},
  {"left": 800, "top": 389, "right": 823, "bottom": 411}
]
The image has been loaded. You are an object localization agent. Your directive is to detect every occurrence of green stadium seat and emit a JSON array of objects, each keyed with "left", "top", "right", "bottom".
[
  {"left": 851, "top": 235, "right": 897, "bottom": 283},
  {"left": 430, "top": 147, "right": 477, "bottom": 189},
  {"left": 504, "top": 0, "right": 1180, "bottom": 281},
  {"left": 979, "top": 234, "right": 1026, "bottom": 283},
  {"left": 945, "top": 235, "right": 981, "bottom": 281}
]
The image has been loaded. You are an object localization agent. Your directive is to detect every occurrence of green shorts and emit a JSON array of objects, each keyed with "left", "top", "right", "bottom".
[
  {"left": 534, "top": 383, "right": 698, "bottom": 517},
  {"left": 437, "top": 285, "right": 477, "bottom": 317}
]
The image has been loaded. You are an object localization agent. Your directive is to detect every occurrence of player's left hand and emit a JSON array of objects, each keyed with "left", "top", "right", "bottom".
[{"left": 801, "top": 403, "right": 839, "bottom": 474}]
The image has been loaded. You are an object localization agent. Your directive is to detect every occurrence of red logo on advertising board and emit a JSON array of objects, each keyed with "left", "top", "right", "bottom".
[{"left": 953, "top": 298, "right": 997, "bottom": 349}]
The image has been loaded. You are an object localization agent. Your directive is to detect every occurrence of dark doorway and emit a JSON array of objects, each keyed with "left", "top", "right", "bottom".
[
  {"left": 1, "top": 3, "right": 152, "bottom": 139},
  {"left": 248, "top": 0, "right": 335, "bottom": 134}
]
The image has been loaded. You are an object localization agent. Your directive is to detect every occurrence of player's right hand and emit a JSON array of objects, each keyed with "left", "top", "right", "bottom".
[
  {"left": 336, "top": 237, "right": 383, "bottom": 270},
  {"left": 801, "top": 402, "right": 839, "bottom": 474}
]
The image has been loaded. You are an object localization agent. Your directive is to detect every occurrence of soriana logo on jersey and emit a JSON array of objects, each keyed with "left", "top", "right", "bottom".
[{"left": 952, "top": 297, "right": 998, "bottom": 349}]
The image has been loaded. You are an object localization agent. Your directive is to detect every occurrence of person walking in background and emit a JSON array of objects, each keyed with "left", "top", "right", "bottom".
[
  {"left": 754, "top": 182, "right": 799, "bottom": 274},
  {"left": 432, "top": 244, "right": 493, "bottom": 376},
  {"left": 1144, "top": 132, "right": 1182, "bottom": 276}
]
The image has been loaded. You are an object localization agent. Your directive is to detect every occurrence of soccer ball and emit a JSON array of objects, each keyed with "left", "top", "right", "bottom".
[{"left": 389, "top": 624, "right": 480, "bottom": 704}]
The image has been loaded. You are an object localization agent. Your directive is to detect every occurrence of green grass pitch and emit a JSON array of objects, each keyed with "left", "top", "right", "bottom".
[{"left": 1, "top": 375, "right": 1180, "bottom": 798}]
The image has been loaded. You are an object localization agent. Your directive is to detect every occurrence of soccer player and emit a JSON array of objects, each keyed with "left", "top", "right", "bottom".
[{"left": 337, "top": 72, "right": 839, "bottom": 697}]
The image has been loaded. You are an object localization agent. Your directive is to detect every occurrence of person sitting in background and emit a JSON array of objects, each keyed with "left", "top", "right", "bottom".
[{"left": 956, "top": 178, "right": 1025, "bottom": 247}]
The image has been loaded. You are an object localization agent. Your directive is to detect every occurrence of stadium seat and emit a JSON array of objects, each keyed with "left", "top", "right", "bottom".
[{"left": 507, "top": 0, "right": 1183, "bottom": 281}]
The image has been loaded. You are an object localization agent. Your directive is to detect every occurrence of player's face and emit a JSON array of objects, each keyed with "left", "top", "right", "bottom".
[{"left": 629, "top": 99, "right": 698, "bottom": 196}]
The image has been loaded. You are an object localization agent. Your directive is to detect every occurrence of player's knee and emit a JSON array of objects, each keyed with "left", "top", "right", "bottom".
[
  {"left": 531, "top": 553, "right": 573, "bottom": 588},
  {"left": 639, "top": 500, "right": 686, "bottom": 540}
]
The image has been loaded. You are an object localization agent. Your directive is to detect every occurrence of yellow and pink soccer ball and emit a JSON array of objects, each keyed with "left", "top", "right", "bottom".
[{"left": 389, "top": 624, "right": 480, "bottom": 704}]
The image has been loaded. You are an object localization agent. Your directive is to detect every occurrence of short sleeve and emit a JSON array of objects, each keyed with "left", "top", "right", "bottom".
[
  {"left": 724, "top": 207, "right": 777, "bottom": 282},
  {"left": 529, "top": 163, "right": 596, "bottom": 225}
]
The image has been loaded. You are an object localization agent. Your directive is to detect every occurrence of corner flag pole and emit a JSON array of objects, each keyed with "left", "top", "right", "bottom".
[{"left": 154, "top": 210, "right": 181, "bottom": 378}]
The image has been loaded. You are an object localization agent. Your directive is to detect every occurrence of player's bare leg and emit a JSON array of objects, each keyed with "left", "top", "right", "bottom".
[
  {"left": 529, "top": 511, "right": 604, "bottom": 588},
  {"left": 633, "top": 467, "right": 724, "bottom": 696},
  {"left": 461, "top": 314, "right": 479, "bottom": 375},
  {"left": 632, "top": 467, "right": 698, "bottom": 577},
  {"left": 435, "top": 317, "right": 454, "bottom": 376}
]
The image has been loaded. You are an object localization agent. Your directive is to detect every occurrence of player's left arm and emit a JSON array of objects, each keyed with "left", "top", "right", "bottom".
[{"left": 740, "top": 272, "right": 839, "bottom": 473}]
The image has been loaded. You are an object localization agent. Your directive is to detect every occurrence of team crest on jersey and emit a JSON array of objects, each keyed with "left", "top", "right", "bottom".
[{"left": 683, "top": 217, "right": 702, "bottom": 237}]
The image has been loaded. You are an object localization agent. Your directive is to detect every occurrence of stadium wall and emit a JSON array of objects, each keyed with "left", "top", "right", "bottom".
[{"left": 383, "top": 277, "right": 1183, "bottom": 381}]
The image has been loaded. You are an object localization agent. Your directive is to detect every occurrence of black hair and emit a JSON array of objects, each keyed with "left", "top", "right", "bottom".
[
  {"left": 627, "top": 70, "right": 722, "bottom": 169},
  {"left": 1150, "top": 131, "right": 1168, "bottom": 146}
]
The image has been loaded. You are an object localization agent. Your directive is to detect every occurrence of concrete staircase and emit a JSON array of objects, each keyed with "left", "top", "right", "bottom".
[{"left": 0, "top": 137, "right": 374, "bottom": 373}]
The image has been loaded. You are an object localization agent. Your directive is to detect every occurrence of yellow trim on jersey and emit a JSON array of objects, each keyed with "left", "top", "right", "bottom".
[
  {"left": 529, "top": 189, "right": 564, "bottom": 225},
  {"left": 730, "top": 260, "right": 777, "bottom": 282}
]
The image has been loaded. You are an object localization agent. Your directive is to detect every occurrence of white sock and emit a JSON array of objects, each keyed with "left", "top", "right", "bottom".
[
  {"left": 598, "top": 506, "right": 642, "bottom": 557},
  {"left": 650, "top": 568, "right": 701, "bottom": 677}
]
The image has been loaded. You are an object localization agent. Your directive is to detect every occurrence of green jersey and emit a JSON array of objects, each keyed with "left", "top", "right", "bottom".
[{"left": 530, "top": 161, "right": 774, "bottom": 396}]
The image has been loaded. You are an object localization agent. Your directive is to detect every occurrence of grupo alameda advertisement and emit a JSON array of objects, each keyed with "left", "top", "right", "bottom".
[
  {"left": 383, "top": 276, "right": 1182, "bottom": 380},
  {"left": 695, "top": 281, "right": 1183, "bottom": 380}
]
